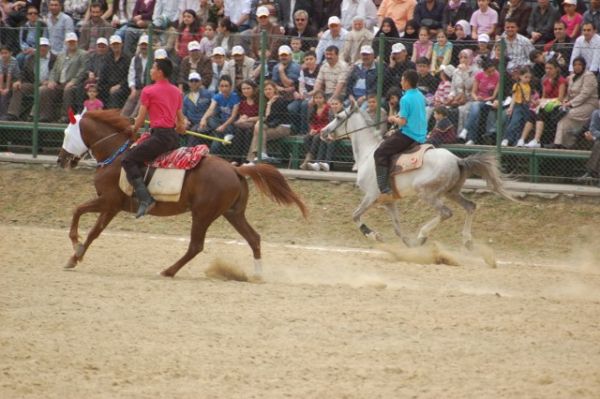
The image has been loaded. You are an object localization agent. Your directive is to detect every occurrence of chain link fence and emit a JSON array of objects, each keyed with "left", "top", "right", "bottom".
[{"left": 0, "top": 24, "right": 597, "bottom": 185}]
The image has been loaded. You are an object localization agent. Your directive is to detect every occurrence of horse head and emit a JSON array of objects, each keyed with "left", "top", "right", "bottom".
[
  {"left": 320, "top": 101, "right": 359, "bottom": 141},
  {"left": 57, "top": 108, "right": 87, "bottom": 169}
]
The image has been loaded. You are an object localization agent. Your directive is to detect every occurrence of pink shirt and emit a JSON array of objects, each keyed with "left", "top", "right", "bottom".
[
  {"left": 470, "top": 8, "right": 498, "bottom": 35},
  {"left": 475, "top": 70, "right": 499, "bottom": 99},
  {"left": 560, "top": 13, "right": 583, "bottom": 38},
  {"left": 141, "top": 79, "right": 183, "bottom": 129},
  {"left": 83, "top": 98, "right": 103, "bottom": 111}
]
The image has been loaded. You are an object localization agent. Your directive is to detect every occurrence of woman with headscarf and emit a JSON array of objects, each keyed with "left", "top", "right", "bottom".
[
  {"left": 442, "top": 0, "right": 473, "bottom": 34},
  {"left": 449, "top": 19, "right": 474, "bottom": 64},
  {"left": 551, "top": 56, "right": 598, "bottom": 149},
  {"left": 372, "top": 17, "right": 400, "bottom": 64},
  {"left": 448, "top": 48, "right": 479, "bottom": 133}
]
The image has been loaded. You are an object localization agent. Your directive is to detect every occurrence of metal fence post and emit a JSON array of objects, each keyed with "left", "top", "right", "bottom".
[
  {"left": 32, "top": 21, "right": 42, "bottom": 158},
  {"left": 376, "top": 35, "right": 385, "bottom": 125},
  {"left": 256, "top": 30, "right": 267, "bottom": 163},
  {"left": 145, "top": 24, "right": 154, "bottom": 86},
  {"left": 496, "top": 38, "right": 506, "bottom": 154}
]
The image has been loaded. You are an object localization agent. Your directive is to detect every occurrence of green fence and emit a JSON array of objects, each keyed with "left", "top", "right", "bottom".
[{"left": 0, "top": 25, "right": 595, "bottom": 185}]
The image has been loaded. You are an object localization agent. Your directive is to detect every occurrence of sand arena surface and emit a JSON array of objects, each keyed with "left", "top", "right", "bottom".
[{"left": 2, "top": 223, "right": 600, "bottom": 398}]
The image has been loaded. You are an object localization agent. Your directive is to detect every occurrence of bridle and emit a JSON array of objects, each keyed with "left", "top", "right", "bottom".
[
  {"left": 325, "top": 106, "right": 388, "bottom": 141},
  {"left": 62, "top": 130, "right": 129, "bottom": 167}
]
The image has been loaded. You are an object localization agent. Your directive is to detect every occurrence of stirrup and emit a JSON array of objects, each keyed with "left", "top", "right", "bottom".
[
  {"left": 376, "top": 191, "right": 395, "bottom": 204},
  {"left": 135, "top": 199, "right": 156, "bottom": 219}
]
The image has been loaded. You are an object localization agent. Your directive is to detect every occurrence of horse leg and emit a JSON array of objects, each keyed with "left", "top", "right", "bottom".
[
  {"left": 223, "top": 212, "right": 262, "bottom": 276},
  {"left": 407, "top": 195, "right": 453, "bottom": 248},
  {"left": 353, "top": 194, "right": 381, "bottom": 241},
  {"left": 65, "top": 198, "right": 106, "bottom": 268},
  {"left": 65, "top": 210, "right": 119, "bottom": 269},
  {"left": 446, "top": 192, "right": 477, "bottom": 250},
  {"left": 160, "top": 210, "right": 220, "bottom": 278},
  {"left": 383, "top": 202, "right": 403, "bottom": 239}
]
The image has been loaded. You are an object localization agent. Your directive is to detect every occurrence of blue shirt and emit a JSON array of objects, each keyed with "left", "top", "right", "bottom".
[
  {"left": 399, "top": 88, "right": 427, "bottom": 143},
  {"left": 212, "top": 91, "right": 240, "bottom": 121},
  {"left": 271, "top": 61, "right": 301, "bottom": 87}
]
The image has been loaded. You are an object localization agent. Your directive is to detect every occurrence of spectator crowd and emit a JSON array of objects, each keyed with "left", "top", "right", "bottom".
[{"left": 1, "top": 0, "right": 600, "bottom": 172}]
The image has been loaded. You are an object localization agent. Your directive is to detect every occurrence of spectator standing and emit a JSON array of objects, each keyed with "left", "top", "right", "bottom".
[
  {"left": 377, "top": 0, "right": 417, "bottom": 33},
  {"left": 583, "top": 0, "right": 600, "bottom": 33},
  {"left": 175, "top": 9, "right": 203, "bottom": 60},
  {"left": 470, "top": 0, "right": 497, "bottom": 39},
  {"left": 497, "top": 0, "right": 531, "bottom": 36},
  {"left": 443, "top": 0, "right": 473, "bottom": 34},
  {"left": 122, "top": 34, "right": 149, "bottom": 118},
  {"left": 413, "top": 0, "right": 445, "bottom": 31},
  {"left": 560, "top": 0, "right": 583, "bottom": 40},
  {"left": 345, "top": 45, "right": 377, "bottom": 108},
  {"left": 315, "top": 16, "right": 349, "bottom": 64},
  {"left": 527, "top": 0, "right": 559, "bottom": 45},
  {"left": 341, "top": 0, "right": 378, "bottom": 30},
  {"left": 17, "top": 6, "right": 48, "bottom": 68},
  {"left": 5, "top": 38, "right": 56, "bottom": 120},
  {"left": 285, "top": 9, "right": 319, "bottom": 52},
  {"left": 0, "top": 46, "right": 19, "bottom": 118},
  {"left": 553, "top": 56, "right": 598, "bottom": 148},
  {"left": 178, "top": 40, "right": 213, "bottom": 92},
  {"left": 503, "top": 18, "right": 535, "bottom": 72},
  {"left": 372, "top": 17, "right": 400, "bottom": 64},
  {"left": 314, "top": 45, "right": 348, "bottom": 101},
  {"left": 250, "top": 6, "right": 284, "bottom": 61},
  {"left": 569, "top": 22, "right": 600, "bottom": 73},
  {"left": 224, "top": 0, "right": 251, "bottom": 31},
  {"left": 222, "top": 45, "right": 257, "bottom": 89},
  {"left": 341, "top": 16, "right": 374, "bottom": 65},
  {"left": 98, "top": 35, "right": 130, "bottom": 109},
  {"left": 45, "top": 0, "right": 75, "bottom": 55},
  {"left": 39, "top": 32, "right": 88, "bottom": 122},
  {"left": 79, "top": 2, "right": 113, "bottom": 53}
]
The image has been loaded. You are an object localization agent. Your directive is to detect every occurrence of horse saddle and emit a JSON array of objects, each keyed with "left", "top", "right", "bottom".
[
  {"left": 390, "top": 143, "right": 434, "bottom": 176},
  {"left": 119, "top": 141, "right": 210, "bottom": 202}
]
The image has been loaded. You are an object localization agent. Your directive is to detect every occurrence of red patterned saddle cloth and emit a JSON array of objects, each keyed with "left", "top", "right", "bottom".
[{"left": 136, "top": 132, "right": 209, "bottom": 169}]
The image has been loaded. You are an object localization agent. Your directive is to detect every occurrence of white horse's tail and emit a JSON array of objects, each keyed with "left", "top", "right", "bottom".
[{"left": 457, "top": 152, "right": 521, "bottom": 203}]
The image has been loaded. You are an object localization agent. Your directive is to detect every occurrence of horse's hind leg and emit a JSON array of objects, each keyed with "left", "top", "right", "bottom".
[
  {"left": 223, "top": 212, "right": 262, "bottom": 276},
  {"left": 407, "top": 195, "right": 452, "bottom": 247},
  {"left": 446, "top": 192, "right": 477, "bottom": 250},
  {"left": 160, "top": 210, "right": 220, "bottom": 277}
]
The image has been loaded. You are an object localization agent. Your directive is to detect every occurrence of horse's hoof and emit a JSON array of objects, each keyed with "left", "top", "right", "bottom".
[
  {"left": 366, "top": 231, "right": 383, "bottom": 242},
  {"left": 464, "top": 240, "right": 474, "bottom": 251},
  {"left": 74, "top": 243, "right": 85, "bottom": 258},
  {"left": 64, "top": 258, "right": 77, "bottom": 269},
  {"left": 417, "top": 237, "right": 427, "bottom": 246},
  {"left": 402, "top": 237, "right": 413, "bottom": 247},
  {"left": 159, "top": 270, "right": 174, "bottom": 278}
]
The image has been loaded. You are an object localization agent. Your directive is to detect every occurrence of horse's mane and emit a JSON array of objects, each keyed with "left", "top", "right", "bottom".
[{"left": 83, "top": 109, "right": 133, "bottom": 140}]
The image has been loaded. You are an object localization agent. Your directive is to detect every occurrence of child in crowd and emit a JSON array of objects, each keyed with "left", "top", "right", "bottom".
[
  {"left": 529, "top": 49, "right": 546, "bottom": 85},
  {"left": 290, "top": 37, "right": 305, "bottom": 65},
  {"left": 198, "top": 22, "right": 217, "bottom": 55},
  {"left": 470, "top": 0, "right": 498, "bottom": 39},
  {"left": 301, "top": 91, "right": 331, "bottom": 171},
  {"left": 83, "top": 84, "right": 103, "bottom": 111},
  {"left": 503, "top": 67, "right": 534, "bottom": 146},
  {"left": 293, "top": 50, "right": 320, "bottom": 135},
  {"left": 365, "top": 94, "right": 387, "bottom": 138},
  {"left": 0, "top": 46, "right": 18, "bottom": 118},
  {"left": 431, "top": 31, "right": 453, "bottom": 74},
  {"left": 560, "top": 0, "right": 582, "bottom": 39},
  {"left": 232, "top": 80, "right": 260, "bottom": 165},
  {"left": 427, "top": 106, "right": 456, "bottom": 147},
  {"left": 411, "top": 27, "right": 433, "bottom": 64},
  {"left": 474, "top": 34, "right": 491, "bottom": 67}
]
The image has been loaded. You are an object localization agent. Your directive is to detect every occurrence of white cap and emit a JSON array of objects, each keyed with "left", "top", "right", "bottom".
[
  {"left": 440, "top": 64, "right": 456, "bottom": 78},
  {"left": 391, "top": 42, "right": 406, "bottom": 53},
  {"left": 256, "top": 6, "right": 270, "bottom": 17},
  {"left": 564, "top": 0, "right": 577, "bottom": 5},
  {"left": 109, "top": 35, "right": 122, "bottom": 44},
  {"left": 211, "top": 47, "right": 226, "bottom": 56},
  {"left": 138, "top": 35, "right": 149, "bottom": 45},
  {"left": 96, "top": 37, "right": 108, "bottom": 46},
  {"left": 231, "top": 45, "right": 245, "bottom": 55},
  {"left": 154, "top": 48, "right": 168, "bottom": 59},
  {"left": 278, "top": 45, "right": 292, "bottom": 55},
  {"left": 328, "top": 16, "right": 341, "bottom": 26},
  {"left": 39, "top": 37, "right": 50, "bottom": 46},
  {"left": 188, "top": 40, "right": 201, "bottom": 51},
  {"left": 65, "top": 32, "right": 78, "bottom": 42},
  {"left": 478, "top": 33, "right": 490, "bottom": 43},
  {"left": 188, "top": 72, "right": 201, "bottom": 81},
  {"left": 360, "top": 45, "right": 374, "bottom": 55}
]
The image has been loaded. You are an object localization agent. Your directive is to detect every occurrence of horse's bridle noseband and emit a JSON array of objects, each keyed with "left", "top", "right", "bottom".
[{"left": 326, "top": 106, "right": 388, "bottom": 141}]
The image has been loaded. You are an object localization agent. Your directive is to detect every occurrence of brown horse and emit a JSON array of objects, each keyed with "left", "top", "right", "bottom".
[{"left": 57, "top": 109, "right": 307, "bottom": 277}]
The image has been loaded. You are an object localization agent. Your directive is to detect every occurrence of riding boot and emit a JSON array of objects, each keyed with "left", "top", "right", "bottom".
[
  {"left": 375, "top": 165, "right": 392, "bottom": 194},
  {"left": 131, "top": 177, "right": 156, "bottom": 218}
]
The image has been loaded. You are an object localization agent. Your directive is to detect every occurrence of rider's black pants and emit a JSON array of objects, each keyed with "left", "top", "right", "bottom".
[
  {"left": 122, "top": 128, "right": 179, "bottom": 182},
  {"left": 374, "top": 131, "right": 416, "bottom": 168}
]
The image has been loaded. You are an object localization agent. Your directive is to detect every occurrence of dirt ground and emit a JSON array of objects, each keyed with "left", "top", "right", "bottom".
[{"left": 1, "top": 163, "right": 600, "bottom": 398}]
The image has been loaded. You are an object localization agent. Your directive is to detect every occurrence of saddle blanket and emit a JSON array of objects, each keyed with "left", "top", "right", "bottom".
[
  {"left": 391, "top": 144, "right": 434, "bottom": 176},
  {"left": 118, "top": 133, "right": 210, "bottom": 202}
]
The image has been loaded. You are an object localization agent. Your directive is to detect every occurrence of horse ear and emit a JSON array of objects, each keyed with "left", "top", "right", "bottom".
[{"left": 68, "top": 107, "right": 76, "bottom": 125}]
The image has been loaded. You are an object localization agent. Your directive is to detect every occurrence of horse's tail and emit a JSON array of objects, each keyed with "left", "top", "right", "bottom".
[
  {"left": 457, "top": 152, "right": 521, "bottom": 203},
  {"left": 235, "top": 163, "right": 308, "bottom": 218}
]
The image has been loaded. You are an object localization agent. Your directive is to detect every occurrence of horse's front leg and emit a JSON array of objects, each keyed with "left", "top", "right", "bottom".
[{"left": 353, "top": 194, "right": 381, "bottom": 241}]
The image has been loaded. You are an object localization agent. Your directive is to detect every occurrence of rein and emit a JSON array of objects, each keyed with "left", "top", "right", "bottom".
[
  {"left": 327, "top": 107, "right": 388, "bottom": 141},
  {"left": 96, "top": 139, "right": 131, "bottom": 168}
]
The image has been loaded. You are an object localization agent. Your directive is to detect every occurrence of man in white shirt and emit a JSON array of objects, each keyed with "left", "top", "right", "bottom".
[
  {"left": 341, "top": 0, "right": 378, "bottom": 30},
  {"left": 122, "top": 34, "right": 149, "bottom": 118},
  {"left": 315, "top": 16, "right": 349, "bottom": 64},
  {"left": 502, "top": 18, "right": 535, "bottom": 71},
  {"left": 569, "top": 22, "right": 600, "bottom": 73}
]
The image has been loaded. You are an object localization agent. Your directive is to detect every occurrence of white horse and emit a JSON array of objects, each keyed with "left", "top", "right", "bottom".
[{"left": 320, "top": 104, "right": 517, "bottom": 248}]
